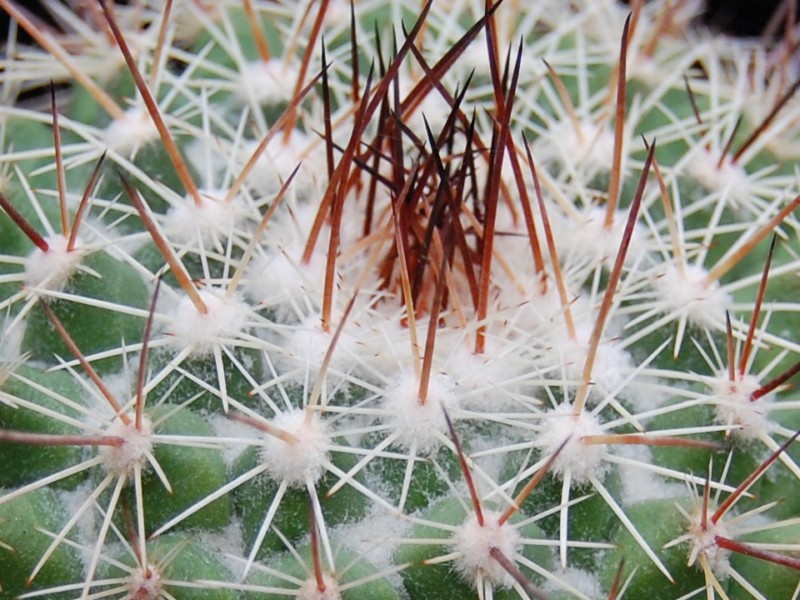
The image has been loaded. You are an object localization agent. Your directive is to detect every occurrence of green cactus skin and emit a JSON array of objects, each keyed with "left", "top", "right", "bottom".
[{"left": 1, "top": 1, "right": 800, "bottom": 599}]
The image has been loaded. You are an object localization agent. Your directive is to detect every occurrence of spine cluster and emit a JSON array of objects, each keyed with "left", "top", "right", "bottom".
[{"left": 1, "top": 1, "right": 800, "bottom": 599}]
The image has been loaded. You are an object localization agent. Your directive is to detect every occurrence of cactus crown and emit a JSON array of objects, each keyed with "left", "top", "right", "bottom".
[{"left": 1, "top": 1, "right": 800, "bottom": 599}]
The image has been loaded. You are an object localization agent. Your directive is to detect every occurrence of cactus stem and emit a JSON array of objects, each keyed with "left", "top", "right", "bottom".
[
  {"left": 732, "top": 75, "right": 800, "bottom": 165},
  {"left": 714, "top": 536, "right": 800, "bottom": 571},
  {"left": 82, "top": 475, "right": 127, "bottom": 598},
  {"left": 41, "top": 301, "right": 130, "bottom": 423},
  {"left": 590, "top": 472, "right": 674, "bottom": 582},
  {"left": 0, "top": 0, "right": 124, "bottom": 119},
  {"left": 443, "top": 406, "right": 484, "bottom": 525},
  {"left": 573, "top": 140, "right": 655, "bottom": 415},
  {"left": 283, "top": 0, "right": 330, "bottom": 144},
  {"left": 0, "top": 191, "right": 49, "bottom": 252},
  {"left": 499, "top": 435, "right": 570, "bottom": 526},
  {"left": 704, "top": 192, "right": 800, "bottom": 286},
  {"left": 48, "top": 83, "right": 68, "bottom": 238},
  {"left": 67, "top": 151, "right": 106, "bottom": 253},
  {"left": 524, "top": 135, "right": 576, "bottom": 339},
  {"left": 739, "top": 235, "right": 777, "bottom": 378},
  {"left": 98, "top": 0, "right": 203, "bottom": 208},
  {"left": 604, "top": 13, "right": 631, "bottom": 229},
  {"left": 543, "top": 59, "right": 584, "bottom": 145},
  {"left": 0, "top": 430, "right": 123, "bottom": 447},
  {"left": 118, "top": 173, "right": 208, "bottom": 316},
  {"left": 241, "top": 0, "right": 271, "bottom": 64},
  {"left": 475, "top": 40, "right": 522, "bottom": 355},
  {"left": 135, "top": 279, "right": 161, "bottom": 432},
  {"left": 712, "top": 429, "right": 800, "bottom": 524},
  {"left": 717, "top": 115, "right": 743, "bottom": 170},
  {"left": 24, "top": 470, "right": 116, "bottom": 585},
  {"left": 147, "top": 0, "right": 174, "bottom": 94}
]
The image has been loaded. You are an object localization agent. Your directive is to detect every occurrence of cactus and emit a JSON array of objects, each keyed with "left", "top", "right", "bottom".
[{"left": 1, "top": 0, "right": 800, "bottom": 598}]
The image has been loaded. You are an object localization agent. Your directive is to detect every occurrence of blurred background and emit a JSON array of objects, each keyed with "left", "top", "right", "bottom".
[{"left": 0, "top": 0, "right": 798, "bottom": 41}]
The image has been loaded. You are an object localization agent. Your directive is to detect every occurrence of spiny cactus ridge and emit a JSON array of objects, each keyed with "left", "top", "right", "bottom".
[{"left": 1, "top": 1, "right": 800, "bottom": 598}]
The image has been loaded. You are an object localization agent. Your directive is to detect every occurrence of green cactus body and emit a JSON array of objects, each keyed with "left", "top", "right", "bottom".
[{"left": 1, "top": 1, "right": 800, "bottom": 598}]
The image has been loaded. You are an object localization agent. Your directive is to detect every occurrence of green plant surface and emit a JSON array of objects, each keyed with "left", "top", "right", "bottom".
[{"left": 1, "top": 1, "right": 800, "bottom": 599}]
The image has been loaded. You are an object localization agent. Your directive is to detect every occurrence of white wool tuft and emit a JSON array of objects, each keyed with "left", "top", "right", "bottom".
[
  {"left": 385, "top": 371, "right": 457, "bottom": 454},
  {"left": 237, "top": 59, "right": 300, "bottom": 106},
  {"left": 653, "top": 264, "right": 731, "bottom": 329},
  {"left": 688, "top": 149, "right": 750, "bottom": 206},
  {"left": 100, "top": 415, "right": 153, "bottom": 477},
  {"left": 710, "top": 373, "right": 772, "bottom": 441},
  {"left": 281, "top": 312, "right": 361, "bottom": 377},
  {"left": 686, "top": 510, "right": 730, "bottom": 576},
  {"left": 245, "top": 247, "right": 326, "bottom": 318},
  {"left": 260, "top": 409, "right": 330, "bottom": 487},
  {"left": 559, "top": 206, "right": 647, "bottom": 270},
  {"left": 24, "top": 234, "right": 84, "bottom": 292},
  {"left": 242, "top": 130, "right": 321, "bottom": 195},
  {"left": 538, "top": 403, "right": 607, "bottom": 485},
  {"left": 164, "top": 190, "right": 247, "bottom": 246},
  {"left": 127, "top": 564, "right": 163, "bottom": 600},
  {"left": 104, "top": 108, "right": 159, "bottom": 153},
  {"left": 543, "top": 120, "right": 616, "bottom": 173},
  {"left": 452, "top": 511, "right": 521, "bottom": 589},
  {"left": 168, "top": 289, "right": 250, "bottom": 355},
  {"left": 297, "top": 574, "right": 341, "bottom": 600}
]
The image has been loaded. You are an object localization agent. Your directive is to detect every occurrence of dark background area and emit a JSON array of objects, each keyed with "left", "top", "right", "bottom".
[
  {"left": 0, "top": 0, "right": 798, "bottom": 42},
  {"left": 702, "top": 0, "right": 797, "bottom": 36}
]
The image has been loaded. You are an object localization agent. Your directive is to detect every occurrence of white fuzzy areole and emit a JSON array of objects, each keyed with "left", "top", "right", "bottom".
[
  {"left": 560, "top": 206, "right": 646, "bottom": 270},
  {"left": 297, "top": 574, "right": 341, "bottom": 600},
  {"left": 237, "top": 59, "right": 300, "bottom": 105},
  {"left": 127, "top": 564, "right": 162, "bottom": 600},
  {"left": 24, "top": 234, "right": 84, "bottom": 292},
  {"left": 168, "top": 289, "right": 249, "bottom": 355},
  {"left": 452, "top": 511, "right": 521, "bottom": 589},
  {"left": 261, "top": 409, "right": 330, "bottom": 487},
  {"left": 100, "top": 415, "right": 153, "bottom": 477},
  {"left": 164, "top": 190, "right": 245, "bottom": 246},
  {"left": 245, "top": 247, "right": 326, "bottom": 318},
  {"left": 549, "top": 120, "right": 616, "bottom": 173},
  {"left": 710, "top": 373, "right": 771, "bottom": 441},
  {"left": 282, "top": 312, "right": 361, "bottom": 376},
  {"left": 653, "top": 263, "right": 731, "bottom": 329},
  {"left": 440, "top": 338, "right": 521, "bottom": 412},
  {"left": 538, "top": 404, "right": 607, "bottom": 485},
  {"left": 385, "top": 371, "right": 456, "bottom": 454},
  {"left": 104, "top": 108, "right": 159, "bottom": 153},
  {"left": 688, "top": 149, "right": 750, "bottom": 205},
  {"left": 244, "top": 129, "right": 319, "bottom": 195},
  {"left": 547, "top": 317, "right": 633, "bottom": 403},
  {"left": 687, "top": 510, "right": 730, "bottom": 576}
]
